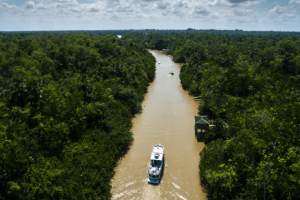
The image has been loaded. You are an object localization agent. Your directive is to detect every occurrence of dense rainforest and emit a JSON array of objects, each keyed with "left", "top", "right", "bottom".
[
  {"left": 122, "top": 32, "right": 300, "bottom": 199},
  {"left": 0, "top": 33, "right": 156, "bottom": 199},
  {"left": 1, "top": 30, "right": 300, "bottom": 200},
  {"left": 2, "top": 29, "right": 300, "bottom": 38}
]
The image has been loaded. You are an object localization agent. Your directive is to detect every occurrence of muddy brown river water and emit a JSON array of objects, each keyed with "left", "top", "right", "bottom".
[{"left": 111, "top": 50, "right": 206, "bottom": 200}]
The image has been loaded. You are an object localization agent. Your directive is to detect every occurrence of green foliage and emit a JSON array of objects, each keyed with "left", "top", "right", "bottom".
[
  {"left": 123, "top": 32, "right": 300, "bottom": 199},
  {"left": 3, "top": 30, "right": 300, "bottom": 199},
  {"left": 0, "top": 33, "right": 155, "bottom": 199},
  {"left": 182, "top": 36, "right": 300, "bottom": 199}
]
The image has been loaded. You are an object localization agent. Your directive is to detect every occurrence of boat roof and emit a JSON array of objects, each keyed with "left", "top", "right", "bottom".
[{"left": 150, "top": 145, "right": 164, "bottom": 160}]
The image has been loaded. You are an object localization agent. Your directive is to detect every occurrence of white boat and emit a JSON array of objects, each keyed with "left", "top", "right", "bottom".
[
  {"left": 148, "top": 144, "right": 164, "bottom": 184},
  {"left": 158, "top": 62, "right": 160, "bottom": 64}
]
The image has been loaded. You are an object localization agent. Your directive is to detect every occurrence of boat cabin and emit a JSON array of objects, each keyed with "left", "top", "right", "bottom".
[
  {"left": 150, "top": 146, "right": 163, "bottom": 160},
  {"left": 151, "top": 160, "right": 162, "bottom": 165}
]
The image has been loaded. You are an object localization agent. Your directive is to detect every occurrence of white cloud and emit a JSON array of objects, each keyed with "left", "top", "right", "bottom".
[
  {"left": 0, "top": 2, "right": 17, "bottom": 10},
  {"left": 227, "top": 0, "right": 252, "bottom": 3},
  {"left": 266, "top": 3, "right": 300, "bottom": 23},
  {"left": 233, "top": 9, "right": 252, "bottom": 16},
  {"left": 0, "top": 0, "right": 298, "bottom": 31},
  {"left": 116, "top": 4, "right": 134, "bottom": 13},
  {"left": 268, "top": 5, "right": 286, "bottom": 16},
  {"left": 89, "top": 7, "right": 99, "bottom": 12},
  {"left": 25, "top": 1, "right": 35, "bottom": 9},
  {"left": 155, "top": 2, "right": 169, "bottom": 9},
  {"left": 173, "top": 1, "right": 189, "bottom": 8},
  {"left": 0, "top": 0, "right": 260, "bottom": 22},
  {"left": 289, "top": 0, "right": 300, "bottom": 5},
  {"left": 193, "top": 7, "right": 210, "bottom": 15}
]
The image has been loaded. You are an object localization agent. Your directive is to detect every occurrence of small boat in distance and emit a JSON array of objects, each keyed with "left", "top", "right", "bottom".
[
  {"left": 169, "top": 71, "right": 174, "bottom": 75},
  {"left": 148, "top": 144, "right": 164, "bottom": 184},
  {"left": 158, "top": 62, "right": 160, "bottom": 64}
]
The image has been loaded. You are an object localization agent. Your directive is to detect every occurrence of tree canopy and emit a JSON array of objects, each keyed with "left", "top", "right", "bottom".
[
  {"left": 2, "top": 30, "right": 300, "bottom": 199},
  {"left": 0, "top": 32, "right": 155, "bottom": 199},
  {"left": 123, "top": 32, "right": 300, "bottom": 199}
]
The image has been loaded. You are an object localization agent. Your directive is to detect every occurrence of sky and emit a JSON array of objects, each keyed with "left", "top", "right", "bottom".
[{"left": 0, "top": 0, "right": 299, "bottom": 31}]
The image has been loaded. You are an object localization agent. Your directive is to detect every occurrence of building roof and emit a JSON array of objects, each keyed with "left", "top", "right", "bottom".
[
  {"left": 195, "top": 116, "right": 210, "bottom": 129},
  {"left": 195, "top": 116, "right": 210, "bottom": 125}
]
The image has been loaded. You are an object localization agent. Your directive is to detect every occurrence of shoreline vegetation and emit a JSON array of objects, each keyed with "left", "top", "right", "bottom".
[
  {"left": 1, "top": 30, "right": 300, "bottom": 199},
  {"left": 0, "top": 32, "right": 155, "bottom": 199},
  {"left": 122, "top": 32, "right": 300, "bottom": 199},
  {"left": 2, "top": 29, "right": 300, "bottom": 38}
]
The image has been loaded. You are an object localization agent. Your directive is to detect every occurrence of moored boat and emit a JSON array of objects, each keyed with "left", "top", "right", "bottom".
[{"left": 147, "top": 144, "right": 164, "bottom": 184}]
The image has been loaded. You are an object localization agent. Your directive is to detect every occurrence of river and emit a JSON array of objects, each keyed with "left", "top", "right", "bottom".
[{"left": 111, "top": 50, "right": 206, "bottom": 200}]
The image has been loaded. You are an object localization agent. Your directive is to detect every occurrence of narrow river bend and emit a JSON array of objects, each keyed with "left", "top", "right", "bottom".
[{"left": 111, "top": 50, "right": 206, "bottom": 200}]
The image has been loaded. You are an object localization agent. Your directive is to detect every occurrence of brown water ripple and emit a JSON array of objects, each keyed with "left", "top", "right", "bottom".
[{"left": 111, "top": 50, "right": 206, "bottom": 200}]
